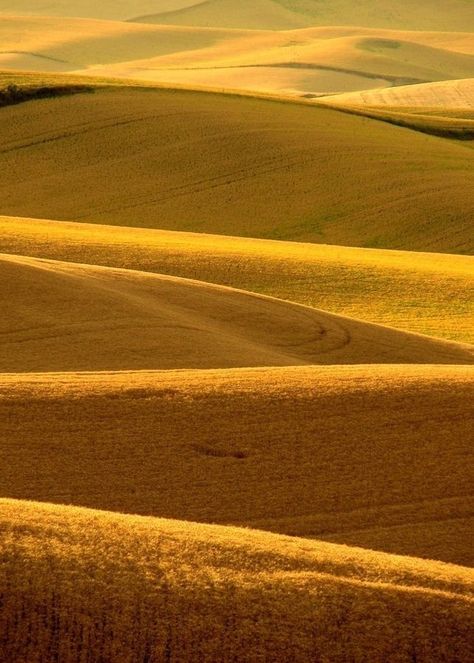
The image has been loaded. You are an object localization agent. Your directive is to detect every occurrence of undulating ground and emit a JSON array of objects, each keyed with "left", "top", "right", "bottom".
[
  {"left": 0, "top": 3, "right": 473, "bottom": 661},
  {"left": 1, "top": 85, "right": 473, "bottom": 252}
]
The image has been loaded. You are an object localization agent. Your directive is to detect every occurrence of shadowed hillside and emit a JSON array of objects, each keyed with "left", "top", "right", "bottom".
[
  {"left": 1, "top": 366, "right": 473, "bottom": 565},
  {"left": 131, "top": 0, "right": 474, "bottom": 32},
  {"left": 1, "top": 216, "right": 473, "bottom": 344},
  {"left": 2, "top": 253, "right": 472, "bottom": 372},
  {"left": 1, "top": 86, "right": 473, "bottom": 253}
]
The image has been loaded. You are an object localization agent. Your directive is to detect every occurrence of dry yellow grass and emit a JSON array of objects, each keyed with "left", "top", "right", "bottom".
[
  {"left": 0, "top": 15, "right": 254, "bottom": 74},
  {"left": 1, "top": 85, "right": 473, "bottom": 253},
  {"left": 1, "top": 0, "right": 473, "bottom": 32},
  {"left": 0, "top": 1, "right": 197, "bottom": 21},
  {"left": 1, "top": 498, "right": 473, "bottom": 663},
  {"left": 3, "top": 252, "right": 471, "bottom": 372},
  {"left": 329, "top": 77, "right": 474, "bottom": 110},
  {"left": 0, "top": 6, "right": 472, "bottom": 658},
  {"left": 1, "top": 365, "right": 473, "bottom": 565},
  {"left": 128, "top": 0, "right": 474, "bottom": 32},
  {"left": 1, "top": 15, "right": 473, "bottom": 96},
  {"left": 106, "top": 27, "right": 474, "bottom": 96},
  {"left": 321, "top": 79, "right": 474, "bottom": 138},
  {"left": 1, "top": 215, "right": 473, "bottom": 344}
]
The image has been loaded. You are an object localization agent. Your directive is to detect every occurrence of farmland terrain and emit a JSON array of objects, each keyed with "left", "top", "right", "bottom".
[
  {"left": 0, "top": 3, "right": 473, "bottom": 662},
  {"left": 0, "top": 85, "right": 473, "bottom": 252}
]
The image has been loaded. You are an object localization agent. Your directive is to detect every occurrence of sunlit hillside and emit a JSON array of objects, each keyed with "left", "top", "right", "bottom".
[
  {"left": 1, "top": 365, "right": 473, "bottom": 565},
  {"left": 0, "top": 2, "right": 473, "bottom": 661},
  {"left": 1, "top": 16, "right": 473, "bottom": 97},
  {"left": 4, "top": 252, "right": 472, "bottom": 371},
  {"left": 5, "top": 0, "right": 469, "bottom": 32},
  {"left": 1, "top": 84, "right": 473, "bottom": 252},
  {"left": 2, "top": 499, "right": 473, "bottom": 663},
  {"left": 1, "top": 216, "right": 473, "bottom": 343}
]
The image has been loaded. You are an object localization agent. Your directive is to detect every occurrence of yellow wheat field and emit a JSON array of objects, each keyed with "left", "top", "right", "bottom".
[
  {"left": 1, "top": 215, "right": 473, "bottom": 343},
  {"left": 1, "top": 365, "right": 473, "bottom": 565},
  {"left": 2, "top": 252, "right": 472, "bottom": 371},
  {"left": 1, "top": 498, "right": 473, "bottom": 663},
  {"left": 0, "top": 1, "right": 473, "bottom": 656},
  {"left": 1, "top": 15, "right": 473, "bottom": 96},
  {"left": 1, "top": 85, "right": 473, "bottom": 253}
]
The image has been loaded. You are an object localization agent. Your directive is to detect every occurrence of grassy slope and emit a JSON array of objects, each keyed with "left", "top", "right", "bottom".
[
  {"left": 2, "top": 252, "right": 471, "bottom": 372},
  {"left": 92, "top": 33, "right": 474, "bottom": 97},
  {"left": 0, "top": 15, "right": 255, "bottom": 73},
  {"left": 1, "top": 86, "right": 473, "bottom": 253},
  {"left": 1, "top": 0, "right": 473, "bottom": 31},
  {"left": 131, "top": 0, "right": 474, "bottom": 32},
  {"left": 0, "top": 1, "right": 198, "bottom": 21},
  {"left": 1, "top": 16, "right": 473, "bottom": 97},
  {"left": 1, "top": 365, "right": 473, "bottom": 565},
  {"left": 329, "top": 78, "right": 474, "bottom": 109},
  {"left": 322, "top": 79, "right": 474, "bottom": 138},
  {"left": 1, "top": 216, "right": 473, "bottom": 344},
  {"left": 1, "top": 499, "right": 473, "bottom": 663}
]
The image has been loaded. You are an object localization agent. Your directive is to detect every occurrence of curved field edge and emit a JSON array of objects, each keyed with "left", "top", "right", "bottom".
[
  {"left": 1, "top": 71, "right": 472, "bottom": 142},
  {"left": 316, "top": 98, "right": 474, "bottom": 140},
  {"left": 1, "top": 79, "right": 474, "bottom": 255},
  {"left": 1, "top": 365, "right": 473, "bottom": 565},
  {"left": 1, "top": 216, "right": 472, "bottom": 343},
  {"left": 3, "top": 251, "right": 473, "bottom": 372},
  {"left": 0, "top": 499, "right": 473, "bottom": 663}
]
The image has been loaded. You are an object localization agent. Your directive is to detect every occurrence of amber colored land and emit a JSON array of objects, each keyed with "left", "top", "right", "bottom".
[
  {"left": 1, "top": 85, "right": 473, "bottom": 253},
  {"left": 1, "top": 498, "right": 473, "bottom": 663},
  {"left": 1, "top": 215, "right": 473, "bottom": 344},
  {"left": 1, "top": 15, "right": 473, "bottom": 98},
  {"left": 1, "top": 365, "right": 473, "bottom": 566},
  {"left": 0, "top": 7, "right": 473, "bottom": 658}
]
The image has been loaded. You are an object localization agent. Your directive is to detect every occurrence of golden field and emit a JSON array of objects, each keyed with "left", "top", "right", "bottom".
[
  {"left": 6, "top": 253, "right": 471, "bottom": 371},
  {"left": 1, "top": 15, "right": 474, "bottom": 97},
  {"left": 1, "top": 498, "right": 473, "bottom": 663},
  {"left": 1, "top": 85, "right": 474, "bottom": 252},
  {"left": 3, "top": 0, "right": 470, "bottom": 32},
  {"left": 1, "top": 215, "right": 473, "bottom": 343},
  {"left": 0, "top": 366, "right": 473, "bottom": 568},
  {"left": 0, "top": 3, "right": 473, "bottom": 661}
]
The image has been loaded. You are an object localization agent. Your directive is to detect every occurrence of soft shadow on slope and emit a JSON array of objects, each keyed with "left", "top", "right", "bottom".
[
  {"left": 1, "top": 253, "right": 472, "bottom": 371},
  {"left": 0, "top": 499, "right": 472, "bottom": 663},
  {"left": 1, "top": 365, "right": 473, "bottom": 565},
  {"left": 1, "top": 86, "right": 473, "bottom": 252}
]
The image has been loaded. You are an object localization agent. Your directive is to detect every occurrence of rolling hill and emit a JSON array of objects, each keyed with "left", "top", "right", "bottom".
[
  {"left": 1, "top": 365, "right": 473, "bottom": 565},
  {"left": 1, "top": 16, "right": 473, "bottom": 97},
  {"left": 1, "top": 499, "right": 473, "bottom": 663},
  {"left": 129, "top": 0, "right": 474, "bottom": 32},
  {"left": 1, "top": 0, "right": 473, "bottom": 32},
  {"left": 2, "top": 252, "right": 472, "bottom": 372},
  {"left": 1, "top": 215, "right": 473, "bottom": 344},
  {"left": 1, "top": 84, "right": 473, "bottom": 253},
  {"left": 0, "top": 1, "right": 473, "bottom": 659},
  {"left": 90, "top": 29, "right": 474, "bottom": 96},
  {"left": 0, "top": 15, "right": 254, "bottom": 74},
  {"left": 0, "top": 1, "right": 198, "bottom": 21},
  {"left": 329, "top": 77, "right": 474, "bottom": 110}
]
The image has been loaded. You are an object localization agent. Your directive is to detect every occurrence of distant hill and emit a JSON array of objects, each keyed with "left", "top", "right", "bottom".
[{"left": 131, "top": 0, "right": 474, "bottom": 32}]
